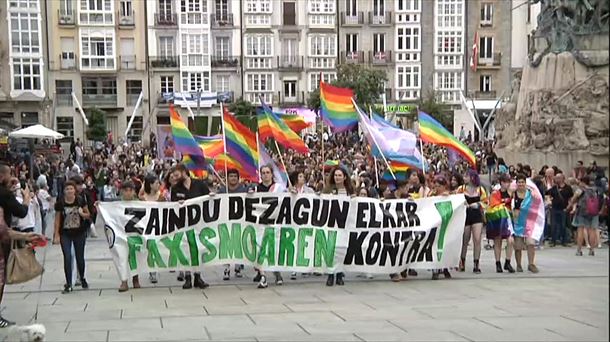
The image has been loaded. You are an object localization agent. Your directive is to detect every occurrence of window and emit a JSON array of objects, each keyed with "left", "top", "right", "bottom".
[
  {"left": 284, "top": 81, "right": 297, "bottom": 99},
  {"left": 216, "top": 0, "right": 229, "bottom": 18},
  {"left": 57, "top": 117, "right": 74, "bottom": 138},
  {"left": 215, "top": 37, "right": 230, "bottom": 58},
  {"left": 79, "top": 0, "right": 113, "bottom": 24},
  {"left": 436, "top": 0, "right": 463, "bottom": 28},
  {"left": 21, "top": 112, "right": 38, "bottom": 128},
  {"left": 373, "top": 0, "right": 385, "bottom": 15},
  {"left": 310, "top": 35, "right": 336, "bottom": 56},
  {"left": 309, "top": 0, "right": 334, "bottom": 13},
  {"left": 126, "top": 116, "right": 143, "bottom": 142},
  {"left": 397, "top": 27, "right": 420, "bottom": 51},
  {"left": 397, "top": 0, "right": 419, "bottom": 11},
  {"left": 397, "top": 66, "right": 420, "bottom": 89},
  {"left": 245, "top": 0, "right": 271, "bottom": 13},
  {"left": 82, "top": 77, "right": 117, "bottom": 95},
  {"left": 159, "top": 37, "right": 175, "bottom": 57},
  {"left": 126, "top": 80, "right": 142, "bottom": 106},
  {"left": 373, "top": 33, "right": 385, "bottom": 53},
  {"left": 436, "top": 30, "right": 462, "bottom": 54},
  {"left": 345, "top": 0, "right": 357, "bottom": 15},
  {"left": 9, "top": 0, "right": 38, "bottom": 9},
  {"left": 246, "top": 35, "right": 272, "bottom": 56},
  {"left": 160, "top": 76, "right": 174, "bottom": 94},
  {"left": 119, "top": 0, "right": 133, "bottom": 16},
  {"left": 480, "top": 3, "right": 493, "bottom": 25},
  {"left": 80, "top": 30, "right": 115, "bottom": 69},
  {"left": 480, "top": 75, "right": 491, "bottom": 92},
  {"left": 55, "top": 80, "right": 73, "bottom": 106},
  {"left": 180, "top": 0, "right": 207, "bottom": 25},
  {"left": 283, "top": 2, "right": 296, "bottom": 25},
  {"left": 309, "top": 73, "right": 336, "bottom": 91},
  {"left": 159, "top": 0, "right": 173, "bottom": 16},
  {"left": 182, "top": 71, "right": 210, "bottom": 92},
  {"left": 215, "top": 75, "right": 230, "bottom": 92},
  {"left": 436, "top": 72, "right": 462, "bottom": 90},
  {"left": 180, "top": 33, "right": 209, "bottom": 67},
  {"left": 0, "top": 113, "right": 15, "bottom": 131},
  {"left": 10, "top": 12, "right": 40, "bottom": 55},
  {"left": 345, "top": 34, "right": 358, "bottom": 53},
  {"left": 479, "top": 36, "right": 493, "bottom": 59},
  {"left": 246, "top": 73, "right": 273, "bottom": 92},
  {"left": 60, "top": 0, "right": 73, "bottom": 15},
  {"left": 12, "top": 58, "right": 41, "bottom": 91}
]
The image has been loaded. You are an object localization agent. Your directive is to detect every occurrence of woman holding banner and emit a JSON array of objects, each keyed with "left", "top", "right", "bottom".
[
  {"left": 457, "top": 169, "right": 488, "bottom": 274},
  {"left": 140, "top": 173, "right": 165, "bottom": 284},
  {"left": 322, "top": 166, "right": 355, "bottom": 286},
  {"left": 430, "top": 176, "right": 452, "bottom": 280}
]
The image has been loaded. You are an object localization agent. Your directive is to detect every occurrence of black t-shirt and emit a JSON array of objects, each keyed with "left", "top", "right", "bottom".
[
  {"left": 255, "top": 182, "right": 274, "bottom": 193},
  {"left": 54, "top": 197, "right": 87, "bottom": 235},
  {"left": 486, "top": 152, "right": 497, "bottom": 166},
  {"left": 0, "top": 185, "right": 28, "bottom": 225},
  {"left": 546, "top": 185, "right": 574, "bottom": 210},
  {"left": 170, "top": 179, "right": 210, "bottom": 201}
]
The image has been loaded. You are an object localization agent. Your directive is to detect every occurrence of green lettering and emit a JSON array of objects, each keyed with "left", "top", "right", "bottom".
[
  {"left": 257, "top": 227, "right": 276, "bottom": 266},
  {"left": 127, "top": 236, "right": 143, "bottom": 271},
  {"left": 218, "top": 223, "right": 243, "bottom": 260},
  {"left": 199, "top": 228, "right": 217, "bottom": 263},
  {"left": 434, "top": 201, "right": 454, "bottom": 261},
  {"left": 278, "top": 227, "right": 296, "bottom": 266},
  {"left": 185, "top": 229, "right": 199, "bottom": 267},
  {"left": 160, "top": 232, "right": 189, "bottom": 267},
  {"left": 146, "top": 239, "right": 166, "bottom": 268},
  {"left": 296, "top": 228, "right": 313, "bottom": 267},
  {"left": 314, "top": 229, "right": 337, "bottom": 267},
  {"left": 242, "top": 225, "right": 257, "bottom": 262}
]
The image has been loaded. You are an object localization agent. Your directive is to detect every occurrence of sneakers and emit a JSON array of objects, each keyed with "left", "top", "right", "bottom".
[
  {"left": 149, "top": 272, "right": 158, "bottom": 284},
  {"left": 118, "top": 281, "right": 129, "bottom": 292},
  {"left": 290, "top": 272, "right": 297, "bottom": 280},
  {"left": 495, "top": 261, "right": 503, "bottom": 273},
  {"left": 326, "top": 274, "right": 334, "bottom": 286},
  {"left": 275, "top": 275, "right": 284, "bottom": 286},
  {"left": 81, "top": 279, "right": 89, "bottom": 289},
  {"left": 400, "top": 270, "right": 408, "bottom": 280},
  {"left": 504, "top": 260, "right": 515, "bottom": 273},
  {"left": 257, "top": 275, "right": 268, "bottom": 289},
  {"left": 589, "top": 249, "right": 595, "bottom": 256},
  {"left": 516, "top": 264, "right": 524, "bottom": 273},
  {"left": 62, "top": 284, "right": 73, "bottom": 294},
  {"left": 132, "top": 276, "right": 141, "bottom": 289},
  {"left": 365, "top": 274, "right": 373, "bottom": 280},
  {"left": 177, "top": 272, "right": 185, "bottom": 282},
  {"left": 576, "top": 250, "right": 583, "bottom": 256},
  {"left": 182, "top": 275, "right": 192, "bottom": 289},
  {"left": 223, "top": 268, "right": 230, "bottom": 281},
  {"left": 528, "top": 264, "right": 539, "bottom": 274},
  {"left": 235, "top": 268, "right": 243, "bottom": 278},
  {"left": 390, "top": 274, "right": 401, "bottom": 282},
  {"left": 193, "top": 275, "right": 209, "bottom": 289},
  {"left": 408, "top": 269, "right": 418, "bottom": 277},
  {"left": 253, "top": 272, "right": 262, "bottom": 283},
  {"left": 0, "top": 316, "right": 15, "bottom": 328},
  {"left": 335, "top": 273, "right": 345, "bottom": 286}
]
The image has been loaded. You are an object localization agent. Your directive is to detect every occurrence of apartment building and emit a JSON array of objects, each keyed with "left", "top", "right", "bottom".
[
  {"left": 0, "top": 0, "right": 48, "bottom": 131},
  {"left": 47, "top": 0, "right": 149, "bottom": 143},
  {"left": 511, "top": 0, "right": 540, "bottom": 73},
  {"left": 394, "top": 0, "right": 422, "bottom": 106},
  {"left": 465, "top": 0, "right": 512, "bottom": 101}
]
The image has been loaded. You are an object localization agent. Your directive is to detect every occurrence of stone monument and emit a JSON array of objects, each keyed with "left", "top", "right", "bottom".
[{"left": 496, "top": 0, "right": 609, "bottom": 171}]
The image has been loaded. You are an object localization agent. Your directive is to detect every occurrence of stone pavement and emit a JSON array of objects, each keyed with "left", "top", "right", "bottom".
[{"left": 0, "top": 235, "right": 608, "bottom": 342}]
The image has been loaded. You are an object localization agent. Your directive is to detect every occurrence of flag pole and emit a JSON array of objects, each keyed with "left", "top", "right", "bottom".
[
  {"left": 353, "top": 98, "right": 396, "bottom": 180},
  {"left": 368, "top": 105, "right": 381, "bottom": 188},
  {"left": 416, "top": 108, "right": 427, "bottom": 178},
  {"left": 272, "top": 139, "right": 293, "bottom": 189},
  {"left": 220, "top": 102, "right": 229, "bottom": 192},
  {"left": 319, "top": 77, "right": 325, "bottom": 185},
  {"left": 256, "top": 132, "right": 262, "bottom": 183}
]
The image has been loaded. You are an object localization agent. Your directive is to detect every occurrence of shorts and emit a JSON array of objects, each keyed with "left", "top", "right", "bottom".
[
  {"left": 465, "top": 209, "right": 484, "bottom": 226},
  {"left": 513, "top": 236, "right": 536, "bottom": 250},
  {"left": 572, "top": 214, "right": 599, "bottom": 229}
]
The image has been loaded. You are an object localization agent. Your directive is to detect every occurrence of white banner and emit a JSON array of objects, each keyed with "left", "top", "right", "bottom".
[{"left": 98, "top": 194, "right": 466, "bottom": 281}]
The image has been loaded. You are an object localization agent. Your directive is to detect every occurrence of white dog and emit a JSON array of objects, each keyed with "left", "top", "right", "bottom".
[{"left": 6, "top": 324, "right": 46, "bottom": 342}]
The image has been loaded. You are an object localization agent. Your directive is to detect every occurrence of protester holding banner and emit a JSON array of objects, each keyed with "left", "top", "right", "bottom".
[
  {"left": 457, "top": 169, "right": 488, "bottom": 274},
  {"left": 485, "top": 174, "right": 516, "bottom": 273},
  {"left": 289, "top": 171, "right": 315, "bottom": 195},
  {"left": 118, "top": 181, "right": 143, "bottom": 292},
  {"left": 218, "top": 169, "right": 247, "bottom": 281},
  {"left": 139, "top": 174, "right": 165, "bottom": 284},
  {"left": 53, "top": 181, "right": 90, "bottom": 294},
  {"left": 170, "top": 164, "right": 210, "bottom": 289},
  {"left": 430, "top": 176, "right": 453, "bottom": 280},
  {"left": 322, "top": 166, "right": 354, "bottom": 286}
]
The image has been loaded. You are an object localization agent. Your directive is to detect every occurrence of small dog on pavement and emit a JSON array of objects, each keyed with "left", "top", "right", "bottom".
[{"left": 6, "top": 324, "right": 46, "bottom": 342}]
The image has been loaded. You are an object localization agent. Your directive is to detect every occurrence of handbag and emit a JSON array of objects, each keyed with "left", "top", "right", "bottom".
[{"left": 6, "top": 241, "right": 43, "bottom": 284}]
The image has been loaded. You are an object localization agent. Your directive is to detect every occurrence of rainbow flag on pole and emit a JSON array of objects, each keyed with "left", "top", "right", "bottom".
[
  {"left": 194, "top": 134, "right": 224, "bottom": 160},
  {"left": 170, "top": 105, "right": 208, "bottom": 178},
  {"left": 279, "top": 114, "right": 311, "bottom": 133},
  {"left": 319, "top": 81, "right": 358, "bottom": 132},
  {"left": 257, "top": 98, "right": 309, "bottom": 154},
  {"left": 417, "top": 111, "right": 477, "bottom": 167},
  {"left": 222, "top": 106, "right": 259, "bottom": 181}
]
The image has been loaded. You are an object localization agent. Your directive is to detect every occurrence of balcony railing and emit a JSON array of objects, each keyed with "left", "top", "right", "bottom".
[
  {"left": 120, "top": 55, "right": 136, "bottom": 70},
  {"left": 244, "top": 57, "right": 275, "bottom": 69},
  {"left": 211, "top": 55, "right": 239, "bottom": 68},
  {"left": 82, "top": 94, "right": 117, "bottom": 107},
  {"left": 368, "top": 11, "right": 392, "bottom": 25},
  {"left": 58, "top": 9, "right": 75, "bottom": 25},
  {"left": 278, "top": 90, "right": 305, "bottom": 105},
  {"left": 60, "top": 54, "right": 77, "bottom": 70},
  {"left": 473, "top": 90, "right": 497, "bottom": 99},
  {"left": 55, "top": 93, "right": 73, "bottom": 107},
  {"left": 277, "top": 56, "right": 304, "bottom": 70},
  {"left": 118, "top": 10, "right": 135, "bottom": 26},
  {"left": 155, "top": 13, "right": 177, "bottom": 26},
  {"left": 341, "top": 51, "right": 364, "bottom": 64},
  {"left": 341, "top": 12, "right": 364, "bottom": 25},
  {"left": 149, "top": 56, "right": 179, "bottom": 68},
  {"left": 478, "top": 52, "right": 502, "bottom": 67},
  {"left": 211, "top": 13, "right": 234, "bottom": 28},
  {"left": 369, "top": 51, "right": 392, "bottom": 65}
]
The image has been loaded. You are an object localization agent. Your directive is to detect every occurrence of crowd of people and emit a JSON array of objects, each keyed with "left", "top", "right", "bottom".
[{"left": 0, "top": 130, "right": 607, "bottom": 327}]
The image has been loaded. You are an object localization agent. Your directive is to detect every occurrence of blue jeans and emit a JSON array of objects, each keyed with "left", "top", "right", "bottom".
[
  {"left": 551, "top": 209, "right": 568, "bottom": 245},
  {"left": 60, "top": 231, "right": 87, "bottom": 286}
]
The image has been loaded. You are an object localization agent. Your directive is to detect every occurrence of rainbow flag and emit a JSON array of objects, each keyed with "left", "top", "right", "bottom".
[
  {"left": 170, "top": 105, "right": 208, "bottom": 177},
  {"left": 258, "top": 137, "right": 289, "bottom": 186},
  {"left": 194, "top": 135, "right": 224, "bottom": 160},
  {"left": 418, "top": 111, "right": 476, "bottom": 167},
  {"left": 182, "top": 155, "right": 208, "bottom": 179},
  {"left": 279, "top": 114, "right": 311, "bottom": 132},
  {"left": 323, "top": 160, "right": 339, "bottom": 172},
  {"left": 222, "top": 106, "right": 259, "bottom": 181},
  {"left": 257, "top": 99, "right": 309, "bottom": 154},
  {"left": 319, "top": 81, "right": 358, "bottom": 132},
  {"left": 382, "top": 161, "right": 409, "bottom": 182},
  {"left": 485, "top": 190, "right": 514, "bottom": 238},
  {"left": 512, "top": 178, "right": 545, "bottom": 242}
]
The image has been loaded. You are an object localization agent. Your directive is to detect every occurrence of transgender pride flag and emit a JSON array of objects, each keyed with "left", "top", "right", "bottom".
[{"left": 512, "top": 178, "right": 546, "bottom": 242}]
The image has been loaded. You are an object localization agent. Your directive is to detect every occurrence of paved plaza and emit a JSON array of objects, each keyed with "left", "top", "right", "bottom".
[{"left": 0, "top": 236, "right": 608, "bottom": 342}]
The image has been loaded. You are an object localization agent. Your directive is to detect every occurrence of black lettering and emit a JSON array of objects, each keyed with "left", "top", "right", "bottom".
[
  {"left": 144, "top": 208, "right": 160, "bottom": 235},
  {"left": 259, "top": 197, "right": 278, "bottom": 225},
  {"left": 124, "top": 208, "right": 145, "bottom": 234},
  {"left": 229, "top": 196, "right": 243, "bottom": 220},
  {"left": 405, "top": 202, "right": 420, "bottom": 227},
  {"left": 187, "top": 204, "right": 201, "bottom": 227},
  {"left": 368, "top": 203, "right": 381, "bottom": 228},
  {"left": 417, "top": 228, "right": 436, "bottom": 262},
  {"left": 293, "top": 198, "right": 310, "bottom": 225},
  {"left": 161, "top": 208, "right": 169, "bottom": 235},
  {"left": 379, "top": 231, "right": 401, "bottom": 266},
  {"left": 311, "top": 199, "right": 329, "bottom": 227},
  {"left": 381, "top": 203, "right": 397, "bottom": 228},
  {"left": 395, "top": 203, "right": 409, "bottom": 228},
  {"left": 327, "top": 200, "right": 348, "bottom": 229},
  {"left": 398, "top": 231, "right": 415, "bottom": 266},
  {"left": 167, "top": 207, "right": 186, "bottom": 233},
  {"left": 244, "top": 197, "right": 259, "bottom": 223},
  {"left": 407, "top": 231, "right": 426, "bottom": 263},
  {"left": 275, "top": 197, "right": 292, "bottom": 225},
  {"left": 356, "top": 202, "right": 368, "bottom": 228},
  {"left": 365, "top": 232, "right": 382, "bottom": 265},
  {"left": 343, "top": 231, "right": 368, "bottom": 265},
  {"left": 202, "top": 199, "right": 221, "bottom": 222}
]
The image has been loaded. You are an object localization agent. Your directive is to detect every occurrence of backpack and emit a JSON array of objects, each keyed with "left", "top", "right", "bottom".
[{"left": 582, "top": 188, "right": 600, "bottom": 217}]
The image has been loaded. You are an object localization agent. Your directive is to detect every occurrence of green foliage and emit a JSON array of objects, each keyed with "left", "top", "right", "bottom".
[
  {"left": 410, "top": 92, "right": 454, "bottom": 131},
  {"left": 86, "top": 107, "right": 107, "bottom": 141},
  {"left": 228, "top": 97, "right": 257, "bottom": 132},
  {"left": 307, "top": 64, "right": 388, "bottom": 112}
]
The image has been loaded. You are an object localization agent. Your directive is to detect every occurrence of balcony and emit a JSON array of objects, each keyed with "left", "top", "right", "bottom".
[
  {"left": 278, "top": 90, "right": 305, "bottom": 106},
  {"left": 211, "top": 13, "right": 234, "bottom": 28},
  {"left": 55, "top": 93, "right": 73, "bottom": 107},
  {"left": 82, "top": 94, "right": 117, "bottom": 108},
  {"left": 58, "top": 9, "right": 75, "bottom": 25},
  {"left": 120, "top": 55, "right": 136, "bottom": 70},
  {"left": 277, "top": 56, "right": 303, "bottom": 71},
  {"left": 244, "top": 57, "right": 275, "bottom": 69},
  {"left": 341, "top": 51, "right": 364, "bottom": 64},
  {"left": 472, "top": 90, "right": 497, "bottom": 99},
  {"left": 149, "top": 56, "right": 179, "bottom": 69},
  {"left": 80, "top": 57, "right": 115, "bottom": 71},
  {"left": 368, "top": 11, "right": 392, "bottom": 25},
  {"left": 60, "top": 54, "right": 77, "bottom": 70},
  {"left": 341, "top": 12, "right": 364, "bottom": 26},
  {"left": 478, "top": 52, "right": 502, "bottom": 68},
  {"left": 308, "top": 56, "right": 336, "bottom": 69},
  {"left": 118, "top": 10, "right": 135, "bottom": 26},
  {"left": 369, "top": 51, "right": 392, "bottom": 65},
  {"left": 155, "top": 13, "right": 177, "bottom": 26},
  {"left": 211, "top": 55, "right": 239, "bottom": 69}
]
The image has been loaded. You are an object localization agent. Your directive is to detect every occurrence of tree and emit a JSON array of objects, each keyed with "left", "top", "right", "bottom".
[
  {"left": 228, "top": 97, "right": 257, "bottom": 132},
  {"left": 86, "top": 107, "right": 107, "bottom": 142},
  {"left": 410, "top": 92, "right": 454, "bottom": 131},
  {"left": 307, "top": 64, "right": 388, "bottom": 113}
]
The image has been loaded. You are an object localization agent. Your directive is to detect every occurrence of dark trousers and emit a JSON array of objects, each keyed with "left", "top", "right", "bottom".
[
  {"left": 551, "top": 209, "right": 568, "bottom": 245},
  {"left": 60, "top": 231, "right": 87, "bottom": 286}
]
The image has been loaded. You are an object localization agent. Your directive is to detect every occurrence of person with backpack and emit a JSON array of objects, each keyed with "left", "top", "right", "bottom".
[{"left": 569, "top": 176, "right": 601, "bottom": 256}]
